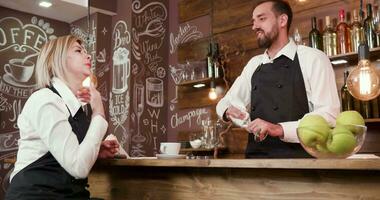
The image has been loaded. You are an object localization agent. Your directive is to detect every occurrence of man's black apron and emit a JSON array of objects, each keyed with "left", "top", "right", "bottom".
[
  {"left": 246, "top": 53, "right": 312, "bottom": 158},
  {"left": 6, "top": 86, "right": 91, "bottom": 199}
]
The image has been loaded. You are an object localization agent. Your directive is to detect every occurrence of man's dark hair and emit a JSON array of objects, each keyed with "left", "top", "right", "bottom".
[{"left": 254, "top": 0, "right": 293, "bottom": 32}]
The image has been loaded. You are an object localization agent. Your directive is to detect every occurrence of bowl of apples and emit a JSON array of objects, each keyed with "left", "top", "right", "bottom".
[{"left": 297, "top": 111, "right": 366, "bottom": 159}]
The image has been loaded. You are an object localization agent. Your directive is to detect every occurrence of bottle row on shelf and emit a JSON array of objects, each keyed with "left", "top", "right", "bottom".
[
  {"left": 306, "top": 2, "right": 380, "bottom": 57},
  {"left": 176, "top": 41, "right": 224, "bottom": 86}
]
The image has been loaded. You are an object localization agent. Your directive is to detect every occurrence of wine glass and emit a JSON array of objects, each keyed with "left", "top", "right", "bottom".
[
  {"left": 169, "top": 64, "right": 185, "bottom": 103},
  {"left": 293, "top": 28, "right": 302, "bottom": 45},
  {"left": 132, "top": 83, "right": 146, "bottom": 143},
  {"left": 373, "top": 8, "right": 380, "bottom": 36}
]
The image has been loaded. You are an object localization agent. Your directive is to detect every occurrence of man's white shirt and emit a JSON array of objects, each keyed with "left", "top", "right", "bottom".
[{"left": 216, "top": 39, "right": 340, "bottom": 143}]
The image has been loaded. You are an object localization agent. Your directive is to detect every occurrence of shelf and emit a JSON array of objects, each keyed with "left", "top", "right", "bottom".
[
  {"left": 329, "top": 46, "right": 380, "bottom": 66},
  {"left": 177, "top": 77, "right": 223, "bottom": 87},
  {"left": 365, "top": 118, "right": 380, "bottom": 123}
]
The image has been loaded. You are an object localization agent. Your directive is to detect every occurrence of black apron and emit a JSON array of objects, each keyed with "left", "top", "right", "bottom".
[
  {"left": 246, "top": 53, "right": 312, "bottom": 158},
  {"left": 6, "top": 86, "right": 91, "bottom": 200}
]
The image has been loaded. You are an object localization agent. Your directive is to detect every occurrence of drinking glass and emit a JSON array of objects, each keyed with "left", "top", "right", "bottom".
[
  {"left": 373, "top": 9, "right": 380, "bottom": 36},
  {"left": 253, "top": 129, "right": 268, "bottom": 142}
]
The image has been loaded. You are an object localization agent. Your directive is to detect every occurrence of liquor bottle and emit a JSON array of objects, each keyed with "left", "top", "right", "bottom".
[
  {"left": 309, "top": 17, "right": 323, "bottom": 50},
  {"left": 351, "top": 9, "right": 365, "bottom": 52},
  {"left": 364, "top": 3, "right": 377, "bottom": 48},
  {"left": 361, "top": 101, "right": 373, "bottom": 119},
  {"left": 207, "top": 42, "right": 214, "bottom": 78},
  {"left": 373, "top": 2, "right": 380, "bottom": 46},
  {"left": 371, "top": 97, "right": 380, "bottom": 118},
  {"left": 212, "top": 43, "right": 221, "bottom": 78},
  {"left": 377, "top": 96, "right": 380, "bottom": 118},
  {"left": 341, "top": 70, "right": 355, "bottom": 111},
  {"left": 336, "top": 9, "right": 352, "bottom": 54},
  {"left": 323, "top": 16, "right": 337, "bottom": 56},
  {"left": 354, "top": 97, "right": 363, "bottom": 114}
]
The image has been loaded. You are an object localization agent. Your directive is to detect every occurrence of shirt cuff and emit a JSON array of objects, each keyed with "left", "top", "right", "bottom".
[
  {"left": 279, "top": 121, "right": 299, "bottom": 143},
  {"left": 86, "top": 115, "right": 108, "bottom": 141},
  {"left": 216, "top": 100, "right": 231, "bottom": 121}
]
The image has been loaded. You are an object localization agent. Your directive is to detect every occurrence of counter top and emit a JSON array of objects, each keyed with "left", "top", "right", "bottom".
[{"left": 98, "top": 154, "right": 380, "bottom": 170}]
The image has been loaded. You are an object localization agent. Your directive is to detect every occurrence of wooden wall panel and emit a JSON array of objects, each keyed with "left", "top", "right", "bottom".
[
  {"left": 224, "top": 48, "right": 264, "bottom": 82},
  {"left": 178, "top": 37, "right": 210, "bottom": 63},
  {"left": 179, "top": 0, "right": 212, "bottom": 22},
  {"left": 290, "top": 0, "right": 349, "bottom": 14},
  {"left": 212, "top": 1, "right": 254, "bottom": 34},
  {"left": 214, "top": 26, "right": 257, "bottom": 55},
  {"left": 213, "top": 0, "right": 253, "bottom": 10}
]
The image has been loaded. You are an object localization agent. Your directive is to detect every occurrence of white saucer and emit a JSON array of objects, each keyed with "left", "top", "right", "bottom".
[
  {"left": 2, "top": 74, "right": 36, "bottom": 88},
  {"left": 156, "top": 154, "right": 186, "bottom": 159}
]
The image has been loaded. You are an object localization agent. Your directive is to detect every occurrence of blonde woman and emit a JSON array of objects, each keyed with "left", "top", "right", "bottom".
[{"left": 6, "top": 35, "right": 119, "bottom": 199}]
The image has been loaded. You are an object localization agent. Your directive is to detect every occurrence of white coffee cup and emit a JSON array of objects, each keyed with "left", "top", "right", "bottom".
[
  {"left": 4, "top": 58, "right": 35, "bottom": 83},
  {"left": 160, "top": 142, "right": 181, "bottom": 155}
]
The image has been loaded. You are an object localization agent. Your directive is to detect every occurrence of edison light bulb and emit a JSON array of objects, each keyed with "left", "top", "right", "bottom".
[
  {"left": 208, "top": 87, "right": 217, "bottom": 100},
  {"left": 347, "top": 44, "right": 380, "bottom": 101}
]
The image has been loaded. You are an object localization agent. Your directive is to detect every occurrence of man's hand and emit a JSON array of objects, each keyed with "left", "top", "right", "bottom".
[
  {"left": 245, "top": 118, "right": 284, "bottom": 139},
  {"left": 225, "top": 105, "right": 248, "bottom": 121},
  {"left": 98, "top": 140, "right": 119, "bottom": 159}
]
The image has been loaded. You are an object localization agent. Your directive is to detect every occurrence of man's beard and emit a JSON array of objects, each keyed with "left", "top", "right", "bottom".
[{"left": 257, "top": 28, "right": 278, "bottom": 48}]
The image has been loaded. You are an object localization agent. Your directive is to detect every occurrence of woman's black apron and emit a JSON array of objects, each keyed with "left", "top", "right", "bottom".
[
  {"left": 246, "top": 53, "right": 312, "bottom": 158},
  {"left": 6, "top": 86, "right": 91, "bottom": 199}
]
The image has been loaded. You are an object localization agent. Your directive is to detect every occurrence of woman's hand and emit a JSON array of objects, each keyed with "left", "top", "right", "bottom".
[
  {"left": 98, "top": 140, "right": 119, "bottom": 159},
  {"left": 77, "top": 82, "right": 105, "bottom": 119}
]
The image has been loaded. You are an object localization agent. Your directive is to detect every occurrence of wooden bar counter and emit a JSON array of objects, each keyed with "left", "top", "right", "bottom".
[{"left": 88, "top": 155, "right": 380, "bottom": 200}]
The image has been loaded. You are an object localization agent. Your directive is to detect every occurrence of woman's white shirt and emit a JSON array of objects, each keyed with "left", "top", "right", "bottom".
[{"left": 11, "top": 77, "right": 108, "bottom": 180}]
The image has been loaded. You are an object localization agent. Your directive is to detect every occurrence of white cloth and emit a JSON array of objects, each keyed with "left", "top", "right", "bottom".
[
  {"left": 11, "top": 77, "right": 108, "bottom": 180},
  {"left": 216, "top": 39, "right": 340, "bottom": 143}
]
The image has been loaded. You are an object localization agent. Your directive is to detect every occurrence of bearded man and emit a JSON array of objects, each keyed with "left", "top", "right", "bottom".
[{"left": 216, "top": 0, "right": 340, "bottom": 158}]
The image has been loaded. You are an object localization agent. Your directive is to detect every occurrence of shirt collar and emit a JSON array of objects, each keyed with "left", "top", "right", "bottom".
[
  {"left": 51, "top": 77, "right": 82, "bottom": 116},
  {"left": 262, "top": 38, "right": 297, "bottom": 64}
]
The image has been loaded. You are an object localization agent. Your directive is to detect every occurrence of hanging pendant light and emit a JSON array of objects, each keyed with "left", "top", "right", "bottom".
[
  {"left": 208, "top": 80, "right": 217, "bottom": 100},
  {"left": 347, "top": 43, "right": 380, "bottom": 101}
]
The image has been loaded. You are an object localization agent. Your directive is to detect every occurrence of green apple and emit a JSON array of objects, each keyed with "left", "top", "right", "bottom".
[
  {"left": 331, "top": 125, "right": 353, "bottom": 136},
  {"left": 316, "top": 143, "right": 330, "bottom": 153},
  {"left": 298, "top": 127, "right": 331, "bottom": 147},
  {"left": 298, "top": 115, "right": 332, "bottom": 147},
  {"left": 299, "top": 115, "right": 330, "bottom": 128},
  {"left": 326, "top": 132, "right": 357, "bottom": 155},
  {"left": 336, "top": 111, "right": 365, "bottom": 134}
]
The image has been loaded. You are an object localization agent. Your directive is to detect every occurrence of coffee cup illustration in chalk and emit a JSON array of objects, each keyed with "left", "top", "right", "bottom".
[
  {"left": 4, "top": 58, "right": 35, "bottom": 83},
  {"left": 112, "top": 47, "right": 130, "bottom": 94}
]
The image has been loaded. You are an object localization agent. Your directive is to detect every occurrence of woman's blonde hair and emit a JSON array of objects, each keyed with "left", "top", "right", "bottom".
[{"left": 35, "top": 35, "right": 83, "bottom": 89}]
